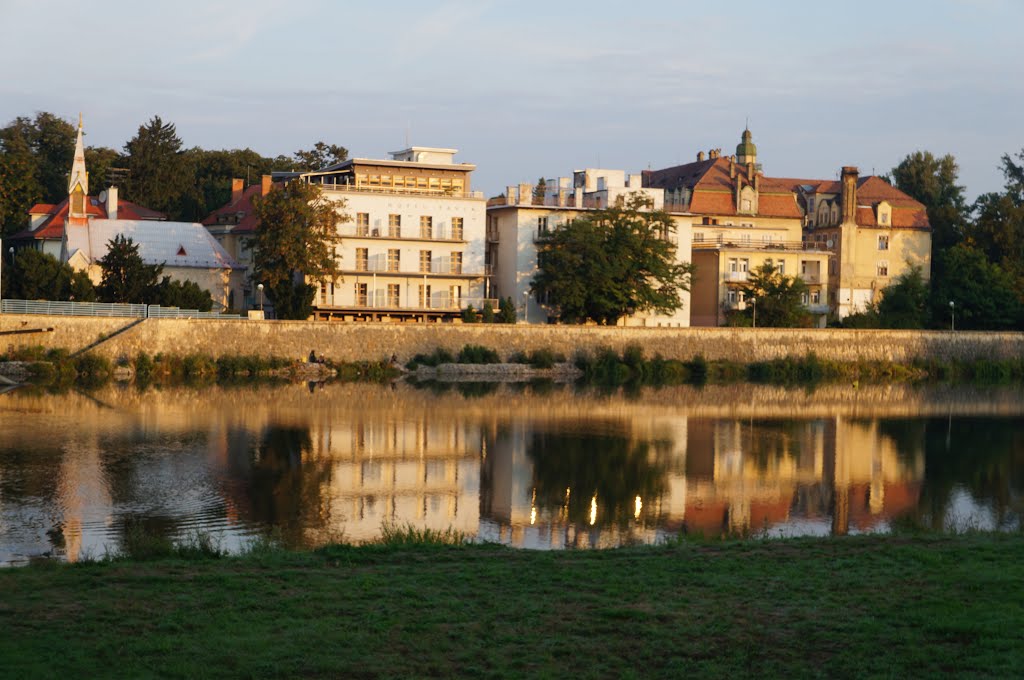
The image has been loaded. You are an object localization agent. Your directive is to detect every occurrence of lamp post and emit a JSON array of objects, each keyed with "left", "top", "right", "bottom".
[
  {"left": 751, "top": 297, "right": 757, "bottom": 329},
  {"left": 949, "top": 300, "right": 955, "bottom": 332},
  {"left": 0, "top": 237, "right": 4, "bottom": 314},
  {"left": 257, "top": 283, "right": 264, "bottom": 312},
  {"left": 523, "top": 290, "right": 529, "bottom": 324}
]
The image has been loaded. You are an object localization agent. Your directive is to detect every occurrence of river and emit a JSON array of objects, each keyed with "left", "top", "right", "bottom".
[{"left": 1, "top": 381, "right": 1021, "bottom": 565}]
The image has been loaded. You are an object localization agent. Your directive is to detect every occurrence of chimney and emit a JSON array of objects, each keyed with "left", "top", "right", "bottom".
[
  {"left": 261, "top": 175, "right": 272, "bottom": 196},
  {"left": 106, "top": 186, "right": 118, "bottom": 220},
  {"left": 729, "top": 159, "right": 736, "bottom": 178},
  {"left": 697, "top": 151, "right": 706, "bottom": 162},
  {"left": 231, "top": 178, "right": 244, "bottom": 205},
  {"left": 841, "top": 166, "right": 859, "bottom": 224}
]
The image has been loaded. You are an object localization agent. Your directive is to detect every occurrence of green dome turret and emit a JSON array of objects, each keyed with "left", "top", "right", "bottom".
[{"left": 736, "top": 128, "right": 757, "bottom": 164}]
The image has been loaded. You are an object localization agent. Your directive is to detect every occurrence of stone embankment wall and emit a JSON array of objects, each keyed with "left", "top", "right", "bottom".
[{"left": 1, "top": 314, "right": 1022, "bottom": 363}]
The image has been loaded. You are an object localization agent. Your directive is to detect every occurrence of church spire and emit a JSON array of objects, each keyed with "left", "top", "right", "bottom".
[{"left": 67, "top": 113, "right": 89, "bottom": 221}]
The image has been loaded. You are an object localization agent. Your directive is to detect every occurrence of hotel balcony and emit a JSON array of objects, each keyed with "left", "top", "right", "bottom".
[
  {"left": 692, "top": 239, "right": 830, "bottom": 253},
  {"left": 340, "top": 225, "right": 467, "bottom": 242},
  {"left": 314, "top": 179, "right": 484, "bottom": 200},
  {"left": 723, "top": 271, "right": 749, "bottom": 283}
]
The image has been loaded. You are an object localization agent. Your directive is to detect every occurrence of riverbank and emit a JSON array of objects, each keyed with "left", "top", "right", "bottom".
[{"left": 1, "top": 533, "right": 1021, "bottom": 677}]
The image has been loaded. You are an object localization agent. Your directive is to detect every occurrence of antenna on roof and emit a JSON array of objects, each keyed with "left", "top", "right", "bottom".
[{"left": 405, "top": 122, "right": 410, "bottom": 148}]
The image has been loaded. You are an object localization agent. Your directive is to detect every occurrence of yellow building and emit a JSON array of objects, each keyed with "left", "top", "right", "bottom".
[
  {"left": 644, "top": 131, "right": 831, "bottom": 326},
  {"left": 799, "top": 167, "right": 931, "bottom": 318}
]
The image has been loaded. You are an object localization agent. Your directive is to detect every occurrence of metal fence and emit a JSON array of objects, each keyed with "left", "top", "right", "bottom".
[{"left": 1, "top": 299, "right": 240, "bottom": 320}]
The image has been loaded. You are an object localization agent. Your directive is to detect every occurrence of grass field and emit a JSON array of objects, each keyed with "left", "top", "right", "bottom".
[{"left": 1, "top": 534, "right": 1022, "bottom": 678}]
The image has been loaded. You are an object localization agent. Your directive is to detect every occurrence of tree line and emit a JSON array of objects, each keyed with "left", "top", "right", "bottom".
[{"left": 0, "top": 111, "right": 349, "bottom": 236}]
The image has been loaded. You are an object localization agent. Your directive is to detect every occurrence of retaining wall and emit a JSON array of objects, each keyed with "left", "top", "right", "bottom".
[{"left": 3, "top": 314, "right": 1022, "bottom": 364}]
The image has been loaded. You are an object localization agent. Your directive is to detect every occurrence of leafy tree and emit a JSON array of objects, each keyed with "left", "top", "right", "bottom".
[
  {"left": 97, "top": 235, "right": 163, "bottom": 303},
  {"left": 249, "top": 180, "right": 346, "bottom": 320},
  {"left": 930, "top": 244, "right": 1022, "bottom": 330},
  {"left": 4, "top": 249, "right": 95, "bottom": 301},
  {"left": 733, "top": 262, "right": 811, "bottom": 328},
  {"left": 291, "top": 142, "right": 349, "bottom": 171},
  {"left": 0, "top": 122, "right": 42, "bottom": 236},
  {"left": 876, "top": 265, "right": 929, "bottom": 329},
  {"left": 123, "top": 116, "right": 188, "bottom": 218},
  {"left": 498, "top": 296, "right": 517, "bottom": 323},
  {"left": 32, "top": 112, "right": 76, "bottom": 201},
  {"left": 154, "top": 277, "right": 213, "bottom": 311},
  {"left": 531, "top": 195, "right": 693, "bottom": 325},
  {"left": 889, "top": 151, "right": 969, "bottom": 253},
  {"left": 84, "top": 146, "right": 126, "bottom": 196}
]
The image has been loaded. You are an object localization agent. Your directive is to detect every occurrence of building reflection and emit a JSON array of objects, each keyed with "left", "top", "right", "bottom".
[{"left": 481, "top": 416, "right": 925, "bottom": 547}]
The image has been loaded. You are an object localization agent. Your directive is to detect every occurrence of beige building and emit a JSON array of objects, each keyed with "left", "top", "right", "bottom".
[
  {"left": 798, "top": 167, "right": 931, "bottom": 318},
  {"left": 644, "top": 131, "right": 832, "bottom": 326},
  {"left": 297, "top": 147, "right": 490, "bottom": 321},
  {"left": 486, "top": 169, "right": 693, "bottom": 326}
]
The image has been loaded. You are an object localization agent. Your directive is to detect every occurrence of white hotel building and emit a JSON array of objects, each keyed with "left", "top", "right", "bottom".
[{"left": 300, "top": 147, "right": 491, "bottom": 321}]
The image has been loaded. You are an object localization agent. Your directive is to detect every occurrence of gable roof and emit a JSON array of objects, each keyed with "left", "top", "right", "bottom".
[
  {"left": 65, "top": 219, "right": 240, "bottom": 270},
  {"left": 201, "top": 183, "right": 277, "bottom": 234},
  {"left": 11, "top": 195, "right": 166, "bottom": 242}
]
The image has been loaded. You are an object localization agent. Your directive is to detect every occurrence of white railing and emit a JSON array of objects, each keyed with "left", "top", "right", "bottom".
[
  {"left": 314, "top": 181, "right": 484, "bottom": 200},
  {"left": 723, "top": 271, "right": 748, "bottom": 283},
  {"left": 345, "top": 295, "right": 499, "bottom": 312},
  {"left": 1, "top": 299, "right": 240, "bottom": 319},
  {"left": 339, "top": 224, "right": 466, "bottom": 241}
]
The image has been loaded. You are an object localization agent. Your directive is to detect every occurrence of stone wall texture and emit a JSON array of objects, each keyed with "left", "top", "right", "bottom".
[{"left": 2, "top": 314, "right": 1022, "bottom": 364}]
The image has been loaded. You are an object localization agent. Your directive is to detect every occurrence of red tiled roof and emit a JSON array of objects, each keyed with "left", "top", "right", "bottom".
[
  {"left": 10, "top": 195, "right": 166, "bottom": 242},
  {"left": 201, "top": 184, "right": 273, "bottom": 234}
]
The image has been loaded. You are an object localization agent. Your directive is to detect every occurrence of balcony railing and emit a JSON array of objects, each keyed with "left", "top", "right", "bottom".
[
  {"left": 723, "top": 271, "right": 749, "bottom": 283},
  {"left": 347, "top": 264, "right": 482, "bottom": 277},
  {"left": 339, "top": 224, "right": 467, "bottom": 241},
  {"left": 692, "top": 239, "right": 830, "bottom": 252},
  {"left": 334, "top": 295, "right": 499, "bottom": 312},
  {"left": 313, "top": 180, "right": 484, "bottom": 200}
]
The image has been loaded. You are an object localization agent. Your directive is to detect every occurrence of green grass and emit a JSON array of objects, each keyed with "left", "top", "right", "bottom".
[{"left": 1, "top": 533, "right": 1022, "bottom": 678}]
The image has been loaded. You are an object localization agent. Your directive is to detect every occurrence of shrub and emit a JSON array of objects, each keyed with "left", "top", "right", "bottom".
[
  {"left": 458, "top": 344, "right": 500, "bottom": 364},
  {"left": 527, "top": 348, "right": 566, "bottom": 369}
]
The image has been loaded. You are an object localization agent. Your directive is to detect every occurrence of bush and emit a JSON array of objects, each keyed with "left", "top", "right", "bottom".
[
  {"left": 406, "top": 348, "right": 456, "bottom": 369},
  {"left": 527, "top": 348, "right": 565, "bottom": 369},
  {"left": 481, "top": 301, "right": 496, "bottom": 323},
  {"left": 461, "top": 305, "right": 480, "bottom": 323},
  {"left": 687, "top": 355, "right": 709, "bottom": 384},
  {"left": 457, "top": 344, "right": 500, "bottom": 364}
]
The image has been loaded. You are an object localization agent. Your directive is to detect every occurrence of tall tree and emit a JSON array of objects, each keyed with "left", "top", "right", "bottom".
[
  {"left": 84, "top": 146, "right": 126, "bottom": 195},
  {"left": 4, "top": 249, "right": 94, "bottom": 302},
  {"left": 931, "top": 244, "right": 1022, "bottom": 331},
  {"left": 734, "top": 262, "right": 812, "bottom": 328},
  {"left": 876, "top": 266, "right": 929, "bottom": 329},
  {"left": 0, "top": 122, "right": 42, "bottom": 236},
  {"left": 249, "top": 180, "right": 346, "bottom": 319},
  {"left": 531, "top": 195, "right": 693, "bottom": 325},
  {"left": 123, "top": 116, "right": 188, "bottom": 217},
  {"left": 291, "top": 142, "right": 349, "bottom": 171},
  {"left": 97, "top": 235, "right": 163, "bottom": 303},
  {"left": 32, "top": 112, "right": 76, "bottom": 201},
  {"left": 889, "top": 151, "right": 969, "bottom": 253}
]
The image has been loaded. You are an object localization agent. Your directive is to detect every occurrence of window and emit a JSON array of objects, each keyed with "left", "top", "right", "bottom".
[
  {"left": 320, "top": 281, "right": 327, "bottom": 304},
  {"left": 739, "top": 258, "right": 749, "bottom": 272},
  {"left": 387, "top": 284, "right": 400, "bottom": 307},
  {"left": 537, "top": 217, "right": 548, "bottom": 237},
  {"left": 726, "top": 290, "right": 737, "bottom": 304},
  {"left": 356, "top": 212, "right": 369, "bottom": 236},
  {"left": 449, "top": 285, "right": 462, "bottom": 306},
  {"left": 741, "top": 199, "right": 751, "bottom": 212},
  {"left": 802, "top": 292, "right": 810, "bottom": 305},
  {"left": 829, "top": 258, "right": 837, "bottom": 275},
  {"left": 355, "top": 248, "right": 368, "bottom": 272},
  {"left": 451, "top": 252, "right": 463, "bottom": 274},
  {"left": 388, "top": 214, "right": 401, "bottom": 237},
  {"left": 418, "top": 284, "right": 432, "bottom": 308},
  {"left": 419, "top": 250, "right": 431, "bottom": 273},
  {"left": 878, "top": 234, "right": 889, "bottom": 250},
  {"left": 451, "top": 217, "right": 464, "bottom": 240},
  {"left": 811, "top": 290, "right": 821, "bottom": 304},
  {"left": 387, "top": 249, "right": 400, "bottom": 272},
  {"left": 776, "top": 259, "right": 785, "bottom": 275},
  {"left": 741, "top": 234, "right": 751, "bottom": 245},
  {"left": 354, "top": 283, "right": 368, "bottom": 306},
  {"left": 694, "top": 232, "right": 704, "bottom": 243},
  {"left": 420, "top": 216, "right": 432, "bottom": 239},
  {"left": 877, "top": 261, "right": 889, "bottom": 277},
  {"left": 728, "top": 258, "right": 738, "bottom": 273}
]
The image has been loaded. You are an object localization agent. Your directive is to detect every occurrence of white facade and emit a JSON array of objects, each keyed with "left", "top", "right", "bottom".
[{"left": 487, "top": 170, "right": 693, "bottom": 327}]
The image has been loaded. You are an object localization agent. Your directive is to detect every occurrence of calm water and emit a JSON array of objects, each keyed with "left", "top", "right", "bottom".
[{"left": 1, "top": 381, "right": 1022, "bottom": 565}]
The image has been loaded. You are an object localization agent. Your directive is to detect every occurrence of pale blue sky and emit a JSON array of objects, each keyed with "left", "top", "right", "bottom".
[{"left": 1, "top": 0, "right": 1020, "bottom": 200}]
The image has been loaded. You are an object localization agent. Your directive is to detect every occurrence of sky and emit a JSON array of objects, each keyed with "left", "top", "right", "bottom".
[{"left": 1, "top": 0, "right": 1021, "bottom": 201}]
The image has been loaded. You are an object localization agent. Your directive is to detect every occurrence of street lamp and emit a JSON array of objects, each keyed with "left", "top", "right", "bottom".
[
  {"left": 257, "top": 283, "right": 264, "bottom": 312},
  {"left": 523, "top": 290, "right": 529, "bottom": 324},
  {"left": 751, "top": 297, "right": 757, "bottom": 329},
  {"left": 949, "top": 300, "right": 955, "bottom": 332}
]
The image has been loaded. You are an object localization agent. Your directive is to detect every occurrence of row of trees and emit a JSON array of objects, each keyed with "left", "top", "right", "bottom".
[
  {"left": 0, "top": 111, "right": 349, "bottom": 236},
  {"left": 0, "top": 238, "right": 213, "bottom": 310}
]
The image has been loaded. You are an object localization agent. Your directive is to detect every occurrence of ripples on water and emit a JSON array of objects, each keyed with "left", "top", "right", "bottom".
[{"left": 1, "top": 382, "right": 1022, "bottom": 565}]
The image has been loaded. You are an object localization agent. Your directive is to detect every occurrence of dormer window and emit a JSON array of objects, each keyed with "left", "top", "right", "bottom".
[{"left": 177, "top": 245, "right": 187, "bottom": 257}]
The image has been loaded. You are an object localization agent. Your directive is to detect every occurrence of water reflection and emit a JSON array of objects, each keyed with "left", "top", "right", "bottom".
[{"left": 0, "top": 383, "right": 1022, "bottom": 564}]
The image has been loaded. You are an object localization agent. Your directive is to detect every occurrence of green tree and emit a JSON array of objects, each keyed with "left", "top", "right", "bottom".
[
  {"left": 734, "top": 262, "right": 811, "bottom": 328},
  {"left": 154, "top": 277, "right": 213, "bottom": 311},
  {"left": 533, "top": 178, "right": 547, "bottom": 204},
  {"left": 889, "top": 151, "right": 969, "bottom": 253},
  {"left": 249, "top": 180, "right": 346, "bottom": 320},
  {"left": 123, "top": 116, "right": 188, "bottom": 218},
  {"left": 876, "top": 265, "right": 929, "bottom": 329},
  {"left": 32, "top": 112, "right": 76, "bottom": 202},
  {"left": 531, "top": 195, "right": 693, "bottom": 325},
  {"left": 480, "top": 300, "right": 495, "bottom": 323},
  {"left": 0, "top": 122, "right": 42, "bottom": 236},
  {"left": 498, "top": 296, "right": 517, "bottom": 323},
  {"left": 97, "top": 235, "right": 163, "bottom": 303},
  {"left": 291, "top": 142, "right": 349, "bottom": 171},
  {"left": 931, "top": 244, "right": 1022, "bottom": 330},
  {"left": 84, "top": 146, "right": 126, "bottom": 196},
  {"left": 4, "top": 249, "right": 96, "bottom": 301}
]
